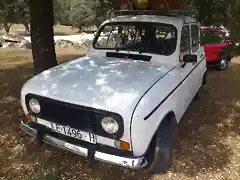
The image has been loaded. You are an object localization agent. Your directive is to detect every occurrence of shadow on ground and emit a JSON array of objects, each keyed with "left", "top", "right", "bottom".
[
  {"left": 0, "top": 55, "right": 240, "bottom": 180},
  {"left": 171, "top": 63, "right": 240, "bottom": 176}
]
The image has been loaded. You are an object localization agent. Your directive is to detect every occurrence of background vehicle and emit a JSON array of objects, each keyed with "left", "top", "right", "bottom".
[{"left": 201, "top": 27, "right": 232, "bottom": 70}]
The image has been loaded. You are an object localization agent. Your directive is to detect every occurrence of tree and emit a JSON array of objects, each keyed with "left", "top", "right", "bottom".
[
  {"left": 185, "top": 0, "right": 240, "bottom": 54},
  {"left": 68, "top": 0, "right": 96, "bottom": 31},
  {"left": 30, "top": 0, "right": 57, "bottom": 74},
  {"left": 53, "top": 0, "right": 72, "bottom": 25},
  {"left": 0, "top": 0, "right": 16, "bottom": 32},
  {"left": 15, "top": 0, "right": 30, "bottom": 32},
  {"left": 0, "top": 0, "right": 30, "bottom": 33},
  {"left": 94, "top": 0, "right": 111, "bottom": 28},
  {"left": 54, "top": 0, "right": 110, "bottom": 31}
]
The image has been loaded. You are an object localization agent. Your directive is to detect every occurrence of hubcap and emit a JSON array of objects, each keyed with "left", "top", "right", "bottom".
[{"left": 220, "top": 59, "right": 227, "bottom": 69}]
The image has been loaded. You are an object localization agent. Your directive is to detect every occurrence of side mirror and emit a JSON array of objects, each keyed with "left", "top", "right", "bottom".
[{"left": 183, "top": 54, "right": 197, "bottom": 63}]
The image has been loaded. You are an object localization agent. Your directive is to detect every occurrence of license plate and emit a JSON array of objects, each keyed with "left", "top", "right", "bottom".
[{"left": 50, "top": 122, "right": 97, "bottom": 144}]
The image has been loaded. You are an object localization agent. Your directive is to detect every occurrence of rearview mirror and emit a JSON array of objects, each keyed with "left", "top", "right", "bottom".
[{"left": 183, "top": 54, "right": 197, "bottom": 63}]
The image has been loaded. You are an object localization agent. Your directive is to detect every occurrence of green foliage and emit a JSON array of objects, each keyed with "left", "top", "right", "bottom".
[
  {"left": 53, "top": 0, "right": 71, "bottom": 25},
  {"left": 0, "top": 0, "right": 239, "bottom": 55},
  {"left": 69, "top": 0, "right": 96, "bottom": 30},
  {"left": 0, "top": 0, "right": 29, "bottom": 32},
  {"left": 94, "top": 0, "right": 112, "bottom": 27},
  {"left": 0, "top": 0, "right": 17, "bottom": 32},
  {"left": 185, "top": 0, "right": 240, "bottom": 55},
  {"left": 54, "top": 0, "right": 111, "bottom": 30}
]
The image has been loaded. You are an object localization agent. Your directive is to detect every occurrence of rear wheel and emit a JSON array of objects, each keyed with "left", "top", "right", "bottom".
[
  {"left": 193, "top": 91, "right": 200, "bottom": 100},
  {"left": 217, "top": 56, "right": 228, "bottom": 71},
  {"left": 146, "top": 116, "right": 177, "bottom": 173}
]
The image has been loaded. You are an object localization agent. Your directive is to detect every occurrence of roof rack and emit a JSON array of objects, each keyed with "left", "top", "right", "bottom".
[{"left": 107, "top": 9, "right": 198, "bottom": 19}]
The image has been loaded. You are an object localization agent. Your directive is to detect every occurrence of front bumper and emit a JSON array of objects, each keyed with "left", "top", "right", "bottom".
[{"left": 20, "top": 121, "right": 147, "bottom": 169}]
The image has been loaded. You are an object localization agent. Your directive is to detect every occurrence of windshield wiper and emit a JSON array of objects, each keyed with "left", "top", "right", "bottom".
[
  {"left": 115, "top": 45, "right": 128, "bottom": 52},
  {"left": 138, "top": 47, "right": 145, "bottom": 54},
  {"left": 136, "top": 43, "right": 147, "bottom": 54},
  {"left": 114, "top": 44, "right": 147, "bottom": 54},
  {"left": 116, "top": 46, "right": 120, "bottom": 52},
  {"left": 106, "top": 52, "right": 152, "bottom": 62}
]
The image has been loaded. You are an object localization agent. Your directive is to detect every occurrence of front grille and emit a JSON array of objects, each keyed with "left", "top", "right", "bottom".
[
  {"left": 40, "top": 98, "right": 100, "bottom": 133},
  {"left": 25, "top": 94, "right": 124, "bottom": 139}
]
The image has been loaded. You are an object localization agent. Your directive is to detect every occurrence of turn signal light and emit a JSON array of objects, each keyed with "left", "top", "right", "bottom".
[
  {"left": 25, "top": 114, "right": 37, "bottom": 122},
  {"left": 120, "top": 141, "right": 130, "bottom": 150},
  {"left": 115, "top": 140, "right": 130, "bottom": 151},
  {"left": 25, "top": 114, "right": 31, "bottom": 121}
]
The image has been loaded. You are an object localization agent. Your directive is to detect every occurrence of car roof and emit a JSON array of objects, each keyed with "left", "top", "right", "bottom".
[
  {"left": 201, "top": 27, "right": 226, "bottom": 35},
  {"left": 105, "top": 15, "right": 198, "bottom": 29}
]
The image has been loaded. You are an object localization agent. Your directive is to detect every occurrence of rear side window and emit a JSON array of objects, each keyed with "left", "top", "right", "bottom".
[
  {"left": 180, "top": 26, "right": 190, "bottom": 54},
  {"left": 180, "top": 25, "right": 190, "bottom": 62},
  {"left": 200, "top": 30, "right": 225, "bottom": 45},
  {"left": 191, "top": 25, "right": 200, "bottom": 52}
]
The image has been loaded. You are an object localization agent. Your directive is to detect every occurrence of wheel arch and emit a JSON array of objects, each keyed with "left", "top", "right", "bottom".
[
  {"left": 143, "top": 110, "right": 177, "bottom": 156},
  {"left": 218, "top": 46, "right": 229, "bottom": 59}
]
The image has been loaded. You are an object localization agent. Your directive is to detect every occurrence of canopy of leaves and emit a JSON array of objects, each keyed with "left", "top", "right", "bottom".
[
  {"left": 53, "top": 0, "right": 71, "bottom": 25},
  {"left": 54, "top": 0, "right": 110, "bottom": 29},
  {"left": 0, "top": 0, "right": 29, "bottom": 32},
  {"left": 184, "top": 0, "right": 240, "bottom": 54},
  {"left": 0, "top": 0, "right": 239, "bottom": 53},
  {"left": 69, "top": 0, "right": 96, "bottom": 30}
]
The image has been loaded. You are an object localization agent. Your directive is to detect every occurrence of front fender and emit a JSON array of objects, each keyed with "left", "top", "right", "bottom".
[
  {"left": 131, "top": 106, "right": 176, "bottom": 156},
  {"left": 130, "top": 68, "right": 181, "bottom": 156}
]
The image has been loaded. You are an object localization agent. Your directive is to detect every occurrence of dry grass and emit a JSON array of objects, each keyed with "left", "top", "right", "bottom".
[
  {"left": 0, "top": 24, "right": 91, "bottom": 36},
  {"left": 0, "top": 49, "right": 240, "bottom": 180}
]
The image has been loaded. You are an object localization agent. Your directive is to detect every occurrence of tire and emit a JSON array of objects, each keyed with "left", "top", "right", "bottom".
[
  {"left": 202, "top": 72, "right": 207, "bottom": 86},
  {"left": 216, "top": 55, "right": 228, "bottom": 71},
  {"left": 193, "top": 91, "right": 200, "bottom": 100},
  {"left": 146, "top": 118, "right": 176, "bottom": 174}
]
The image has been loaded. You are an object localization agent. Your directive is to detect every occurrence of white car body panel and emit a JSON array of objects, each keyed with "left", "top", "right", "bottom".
[{"left": 131, "top": 54, "right": 206, "bottom": 156}]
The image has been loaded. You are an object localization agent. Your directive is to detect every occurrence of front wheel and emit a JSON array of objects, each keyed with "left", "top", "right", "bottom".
[
  {"left": 146, "top": 118, "right": 175, "bottom": 173},
  {"left": 217, "top": 56, "right": 228, "bottom": 71}
]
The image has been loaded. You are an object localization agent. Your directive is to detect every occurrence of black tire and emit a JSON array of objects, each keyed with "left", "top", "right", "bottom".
[
  {"left": 216, "top": 55, "right": 228, "bottom": 71},
  {"left": 193, "top": 91, "right": 200, "bottom": 100},
  {"left": 202, "top": 72, "right": 207, "bottom": 86},
  {"left": 146, "top": 118, "right": 175, "bottom": 173}
]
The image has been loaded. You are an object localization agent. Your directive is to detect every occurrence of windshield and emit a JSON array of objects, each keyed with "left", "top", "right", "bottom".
[{"left": 93, "top": 22, "right": 177, "bottom": 56}]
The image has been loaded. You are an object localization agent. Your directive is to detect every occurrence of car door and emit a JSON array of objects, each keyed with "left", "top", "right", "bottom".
[
  {"left": 176, "top": 24, "right": 199, "bottom": 117},
  {"left": 190, "top": 24, "right": 204, "bottom": 89}
]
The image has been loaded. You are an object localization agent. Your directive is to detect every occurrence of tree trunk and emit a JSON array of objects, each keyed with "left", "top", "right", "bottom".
[
  {"left": 3, "top": 23, "right": 12, "bottom": 33},
  {"left": 30, "top": 0, "right": 57, "bottom": 75},
  {"left": 78, "top": 27, "right": 82, "bottom": 32},
  {"left": 23, "top": 22, "right": 30, "bottom": 32}
]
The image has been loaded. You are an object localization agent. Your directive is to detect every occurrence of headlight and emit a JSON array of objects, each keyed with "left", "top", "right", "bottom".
[
  {"left": 101, "top": 117, "right": 119, "bottom": 134},
  {"left": 29, "top": 98, "right": 41, "bottom": 114}
]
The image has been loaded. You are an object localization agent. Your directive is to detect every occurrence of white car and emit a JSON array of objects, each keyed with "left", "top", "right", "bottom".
[{"left": 20, "top": 10, "right": 207, "bottom": 173}]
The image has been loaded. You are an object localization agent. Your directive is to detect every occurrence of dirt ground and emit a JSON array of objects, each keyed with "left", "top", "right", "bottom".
[{"left": 0, "top": 49, "right": 240, "bottom": 180}]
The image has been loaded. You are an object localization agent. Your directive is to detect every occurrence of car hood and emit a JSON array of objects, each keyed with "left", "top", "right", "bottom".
[{"left": 22, "top": 55, "right": 174, "bottom": 122}]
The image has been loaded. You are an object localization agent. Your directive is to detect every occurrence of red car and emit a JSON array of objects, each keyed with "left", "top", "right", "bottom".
[{"left": 201, "top": 27, "right": 232, "bottom": 70}]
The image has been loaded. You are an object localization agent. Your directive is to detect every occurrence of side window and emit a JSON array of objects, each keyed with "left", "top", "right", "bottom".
[
  {"left": 191, "top": 25, "right": 200, "bottom": 52},
  {"left": 200, "top": 30, "right": 225, "bottom": 45},
  {"left": 180, "top": 26, "right": 190, "bottom": 61}
]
